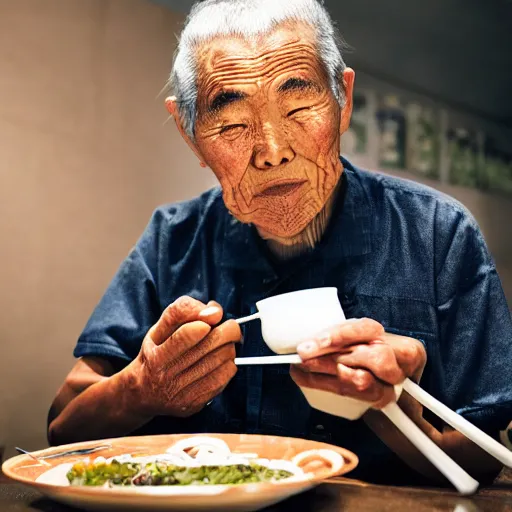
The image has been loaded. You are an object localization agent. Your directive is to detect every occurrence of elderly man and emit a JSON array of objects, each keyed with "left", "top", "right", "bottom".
[{"left": 48, "top": 0, "right": 511, "bottom": 486}]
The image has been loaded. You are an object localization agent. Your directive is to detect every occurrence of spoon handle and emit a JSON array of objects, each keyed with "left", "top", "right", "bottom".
[
  {"left": 39, "top": 445, "right": 113, "bottom": 460},
  {"left": 235, "top": 313, "right": 261, "bottom": 324},
  {"left": 16, "top": 444, "right": 112, "bottom": 461},
  {"left": 15, "top": 448, "right": 51, "bottom": 467}
]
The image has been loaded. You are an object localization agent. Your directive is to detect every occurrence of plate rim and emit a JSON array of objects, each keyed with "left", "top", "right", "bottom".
[{"left": 2, "top": 433, "right": 359, "bottom": 499}]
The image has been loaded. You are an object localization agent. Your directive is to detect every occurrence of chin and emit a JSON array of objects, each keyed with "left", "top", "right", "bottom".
[
  {"left": 225, "top": 190, "right": 326, "bottom": 237},
  {"left": 254, "top": 212, "right": 319, "bottom": 240}
]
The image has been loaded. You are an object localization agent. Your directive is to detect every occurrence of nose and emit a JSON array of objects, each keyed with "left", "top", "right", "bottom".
[{"left": 252, "top": 123, "right": 295, "bottom": 169}]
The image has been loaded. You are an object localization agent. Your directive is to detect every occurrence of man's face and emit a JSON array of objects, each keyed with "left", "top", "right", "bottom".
[{"left": 185, "top": 25, "right": 352, "bottom": 238}]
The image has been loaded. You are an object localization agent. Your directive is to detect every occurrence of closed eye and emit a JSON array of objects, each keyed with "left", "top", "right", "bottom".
[
  {"left": 287, "top": 106, "right": 310, "bottom": 117},
  {"left": 220, "top": 124, "right": 246, "bottom": 134}
]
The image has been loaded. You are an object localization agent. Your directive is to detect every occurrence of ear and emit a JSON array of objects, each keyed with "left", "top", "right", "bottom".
[
  {"left": 338, "top": 68, "right": 355, "bottom": 135},
  {"left": 165, "top": 96, "right": 207, "bottom": 168}
]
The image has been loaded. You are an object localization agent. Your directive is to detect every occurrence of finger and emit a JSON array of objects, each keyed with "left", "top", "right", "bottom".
[
  {"left": 198, "top": 300, "right": 224, "bottom": 326},
  {"left": 290, "top": 365, "right": 343, "bottom": 394},
  {"left": 149, "top": 296, "right": 209, "bottom": 345},
  {"left": 336, "top": 342, "right": 405, "bottom": 385},
  {"left": 174, "top": 342, "right": 236, "bottom": 390},
  {"left": 290, "top": 364, "right": 394, "bottom": 406},
  {"left": 298, "top": 354, "right": 339, "bottom": 376},
  {"left": 380, "top": 333, "right": 426, "bottom": 380},
  {"left": 297, "top": 318, "right": 384, "bottom": 360},
  {"left": 174, "top": 319, "right": 241, "bottom": 370},
  {"left": 173, "top": 359, "right": 237, "bottom": 416},
  {"left": 158, "top": 320, "right": 212, "bottom": 361},
  {"left": 336, "top": 363, "right": 396, "bottom": 408}
]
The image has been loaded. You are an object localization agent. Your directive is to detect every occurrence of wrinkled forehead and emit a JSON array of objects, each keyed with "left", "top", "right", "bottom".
[{"left": 194, "top": 23, "right": 326, "bottom": 100}]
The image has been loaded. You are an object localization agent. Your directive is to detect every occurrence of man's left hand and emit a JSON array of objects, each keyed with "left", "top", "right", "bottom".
[{"left": 290, "top": 318, "right": 427, "bottom": 409}]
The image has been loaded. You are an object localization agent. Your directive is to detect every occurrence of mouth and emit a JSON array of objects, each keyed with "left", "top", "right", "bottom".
[{"left": 255, "top": 180, "right": 307, "bottom": 198}]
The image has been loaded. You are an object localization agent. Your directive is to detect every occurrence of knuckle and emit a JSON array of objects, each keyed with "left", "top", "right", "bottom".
[
  {"left": 160, "top": 307, "right": 176, "bottom": 328},
  {"left": 367, "top": 385, "right": 385, "bottom": 403},
  {"left": 367, "top": 346, "right": 386, "bottom": 367},
  {"left": 402, "top": 341, "right": 424, "bottom": 369},
  {"left": 372, "top": 345, "right": 395, "bottom": 370},
  {"left": 173, "top": 295, "right": 197, "bottom": 314},
  {"left": 360, "top": 317, "right": 384, "bottom": 335},
  {"left": 213, "top": 361, "right": 237, "bottom": 388},
  {"left": 216, "top": 343, "right": 236, "bottom": 362},
  {"left": 353, "top": 370, "right": 373, "bottom": 393}
]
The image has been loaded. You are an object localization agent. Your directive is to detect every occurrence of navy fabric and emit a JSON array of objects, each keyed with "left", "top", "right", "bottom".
[{"left": 74, "top": 157, "right": 512, "bottom": 485}]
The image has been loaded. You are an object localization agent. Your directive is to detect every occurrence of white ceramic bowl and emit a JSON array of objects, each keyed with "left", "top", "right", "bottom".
[
  {"left": 256, "top": 288, "right": 346, "bottom": 355},
  {"left": 256, "top": 287, "right": 403, "bottom": 420},
  {"left": 299, "top": 385, "right": 404, "bottom": 420}
]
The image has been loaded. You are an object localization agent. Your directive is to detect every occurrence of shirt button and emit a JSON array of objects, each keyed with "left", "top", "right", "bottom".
[{"left": 315, "top": 424, "right": 325, "bottom": 431}]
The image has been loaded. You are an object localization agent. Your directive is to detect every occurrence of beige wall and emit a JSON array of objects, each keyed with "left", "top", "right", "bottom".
[
  {"left": 0, "top": 0, "right": 510, "bottom": 461},
  {"left": 0, "top": 0, "right": 218, "bottom": 457}
]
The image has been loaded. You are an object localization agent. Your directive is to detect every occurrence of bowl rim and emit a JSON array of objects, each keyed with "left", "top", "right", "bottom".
[{"left": 256, "top": 287, "right": 339, "bottom": 309}]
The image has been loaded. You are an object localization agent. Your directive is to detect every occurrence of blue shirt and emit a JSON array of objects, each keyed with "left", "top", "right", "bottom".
[{"left": 74, "top": 158, "right": 512, "bottom": 485}]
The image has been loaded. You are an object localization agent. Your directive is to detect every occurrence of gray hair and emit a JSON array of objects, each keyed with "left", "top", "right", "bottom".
[{"left": 169, "top": 0, "right": 347, "bottom": 139}]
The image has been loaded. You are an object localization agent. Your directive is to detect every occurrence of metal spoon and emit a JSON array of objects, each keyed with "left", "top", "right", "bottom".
[
  {"left": 16, "top": 444, "right": 112, "bottom": 461},
  {"left": 15, "top": 447, "right": 51, "bottom": 467}
]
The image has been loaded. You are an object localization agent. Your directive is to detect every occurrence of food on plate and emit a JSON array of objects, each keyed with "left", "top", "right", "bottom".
[
  {"left": 64, "top": 437, "right": 343, "bottom": 487},
  {"left": 67, "top": 460, "right": 293, "bottom": 486}
]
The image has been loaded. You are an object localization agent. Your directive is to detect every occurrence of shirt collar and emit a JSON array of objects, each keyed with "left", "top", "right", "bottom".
[{"left": 220, "top": 156, "right": 373, "bottom": 273}]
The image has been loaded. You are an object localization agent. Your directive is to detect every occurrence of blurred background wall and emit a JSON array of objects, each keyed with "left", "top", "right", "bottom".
[
  {"left": 0, "top": 0, "right": 218, "bottom": 458},
  {"left": 0, "top": 0, "right": 510, "bottom": 459}
]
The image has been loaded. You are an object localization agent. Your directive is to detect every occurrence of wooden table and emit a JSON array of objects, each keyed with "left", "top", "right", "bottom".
[{"left": 1, "top": 471, "right": 511, "bottom": 512}]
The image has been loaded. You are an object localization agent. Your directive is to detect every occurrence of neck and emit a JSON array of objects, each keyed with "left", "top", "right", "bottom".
[{"left": 259, "top": 179, "right": 342, "bottom": 260}]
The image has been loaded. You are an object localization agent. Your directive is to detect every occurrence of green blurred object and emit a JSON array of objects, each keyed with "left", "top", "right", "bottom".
[
  {"left": 481, "top": 139, "right": 512, "bottom": 196},
  {"left": 67, "top": 459, "right": 293, "bottom": 487},
  {"left": 377, "top": 95, "right": 406, "bottom": 169},
  {"left": 406, "top": 104, "right": 439, "bottom": 180},
  {"left": 448, "top": 129, "right": 480, "bottom": 188}
]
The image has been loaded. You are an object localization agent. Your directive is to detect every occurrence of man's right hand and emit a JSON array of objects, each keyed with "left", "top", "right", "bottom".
[{"left": 125, "top": 296, "right": 241, "bottom": 418}]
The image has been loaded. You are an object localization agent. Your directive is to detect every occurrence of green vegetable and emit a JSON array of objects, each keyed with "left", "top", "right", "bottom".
[{"left": 66, "top": 460, "right": 292, "bottom": 487}]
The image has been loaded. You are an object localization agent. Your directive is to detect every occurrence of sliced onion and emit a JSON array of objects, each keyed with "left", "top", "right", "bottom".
[
  {"left": 166, "top": 437, "right": 231, "bottom": 457},
  {"left": 291, "top": 449, "right": 344, "bottom": 474}
]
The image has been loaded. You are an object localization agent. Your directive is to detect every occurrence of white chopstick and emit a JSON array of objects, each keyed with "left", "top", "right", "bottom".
[
  {"left": 234, "top": 354, "right": 479, "bottom": 494},
  {"left": 403, "top": 378, "right": 512, "bottom": 467},
  {"left": 234, "top": 354, "right": 302, "bottom": 365},
  {"left": 234, "top": 355, "right": 512, "bottom": 468},
  {"left": 382, "top": 402, "right": 479, "bottom": 495}
]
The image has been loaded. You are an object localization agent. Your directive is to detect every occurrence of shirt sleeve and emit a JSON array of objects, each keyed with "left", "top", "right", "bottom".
[
  {"left": 434, "top": 203, "right": 512, "bottom": 438},
  {"left": 73, "top": 209, "right": 166, "bottom": 362}
]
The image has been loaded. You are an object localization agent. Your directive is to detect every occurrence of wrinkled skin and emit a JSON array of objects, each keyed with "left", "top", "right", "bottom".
[
  {"left": 168, "top": 22, "right": 353, "bottom": 240},
  {"left": 165, "top": 23, "right": 427, "bottom": 409},
  {"left": 47, "top": 297, "right": 241, "bottom": 445},
  {"left": 291, "top": 318, "right": 426, "bottom": 409},
  {"left": 126, "top": 296, "right": 241, "bottom": 418}
]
